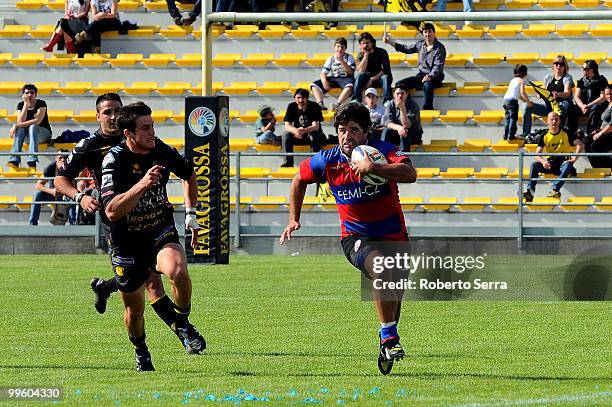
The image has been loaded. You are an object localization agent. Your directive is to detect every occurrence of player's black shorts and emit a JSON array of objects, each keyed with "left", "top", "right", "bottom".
[
  {"left": 341, "top": 235, "right": 411, "bottom": 280},
  {"left": 110, "top": 225, "right": 181, "bottom": 293}
]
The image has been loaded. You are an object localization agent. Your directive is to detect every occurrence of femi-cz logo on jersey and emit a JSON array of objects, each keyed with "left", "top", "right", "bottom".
[{"left": 189, "top": 107, "right": 216, "bottom": 137}]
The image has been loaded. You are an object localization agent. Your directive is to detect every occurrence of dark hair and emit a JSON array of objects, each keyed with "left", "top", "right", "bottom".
[
  {"left": 333, "top": 102, "right": 371, "bottom": 134},
  {"left": 393, "top": 83, "right": 409, "bottom": 93},
  {"left": 293, "top": 88, "right": 309, "bottom": 98},
  {"left": 421, "top": 22, "right": 435, "bottom": 32},
  {"left": 21, "top": 84, "right": 37, "bottom": 94},
  {"left": 117, "top": 102, "right": 152, "bottom": 134},
  {"left": 335, "top": 37, "right": 347, "bottom": 47},
  {"left": 583, "top": 59, "right": 599, "bottom": 75},
  {"left": 95, "top": 92, "right": 123, "bottom": 111},
  {"left": 358, "top": 32, "right": 375, "bottom": 45},
  {"left": 514, "top": 64, "right": 528, "bottom": 77}
]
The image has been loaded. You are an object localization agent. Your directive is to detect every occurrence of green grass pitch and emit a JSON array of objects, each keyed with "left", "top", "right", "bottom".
[{"left": 0, "top": 254, "right": 610, "bottom": 406}]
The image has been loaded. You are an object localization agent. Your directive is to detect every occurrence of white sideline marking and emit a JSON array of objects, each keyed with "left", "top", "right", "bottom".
[{"left": 455, "top": 391, "right": 612, "bottom": 406}]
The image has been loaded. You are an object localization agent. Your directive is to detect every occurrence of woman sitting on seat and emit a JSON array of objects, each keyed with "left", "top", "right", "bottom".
[{"left": 42, "top": 0, "right": 90, "bottom": 54}]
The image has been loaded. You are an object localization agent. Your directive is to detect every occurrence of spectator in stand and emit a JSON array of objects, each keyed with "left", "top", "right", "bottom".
[
  {"left": 364, "top": 87, "right": 385, "bottom": 139},
  {"left": 503, "top": 64, "right": 531, "bottom": 140},
  {"left": 42, "top": 0, "right": 90, "bottom": 54},
  {"left": 384, "top": 23, "right": 446, "bottom": 110},
  {"left": 574, "top": 60, "right": 609, "bottom": 136},
  {"left": 382, "top": 84, "right": 423, "bottom": 152},
  {"left": 436, "top": 0, "right": 473, "bottom": 24},
  {"left": 167, "top": 0, "right": 200, "bottom": 26},
  {"left": 281, "top": 88, "right": 326, "bottom": 167},
  {"left": 255, "top": 105, "right": 281, "bottom": 146},
  {"left": 7, "top": 84, "right": 52, "bottom": 170},
  {"left": 286, "top": 0, "right": 339, "bottom": 12},
  {"left": 29, "top": 150, "right": 75, "bottom": 225},
  {"left": 352, "top": 32, "right": 392, "bottom": 104},
  {"left": 310, "top": 37, "right": 355, "bottom": 111},
  {"left": 523, "top": 112, "right": 584, "bottom": 202},
  {"left": 584, "top": 85, "right": 612, "bottom": 169},
  {"left": 74, "top": 0, "right": 120, "bottom": 53},
  {"left": 522, "top": 55, "right": 574, "bottom": 137}
]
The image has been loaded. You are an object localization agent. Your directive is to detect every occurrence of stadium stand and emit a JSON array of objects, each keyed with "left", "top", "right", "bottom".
[{"left": 0, "top": 0, "right": 611, "bottom": 240}]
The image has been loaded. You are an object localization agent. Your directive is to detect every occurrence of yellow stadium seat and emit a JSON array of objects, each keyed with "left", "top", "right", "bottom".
[
  {"left": 0, "top": 196, "right": 17, "bottom": 209},
  {"left": 400, "top": 197, "right": 423, "bottom": 211},
  {"left": 276, "top": 53, "right": 307, "bottom": 67},
  {"left": 151, "top": 110, "right": 173, "bottom": 123},
  {"left": 47, "top": 0, "right": 64, "bottom": 10},
  {"left": 423, "top": 197, "right": 456, "bottom": 212},
  {"left": 0, "top": 109, "right": 8, "bottom": 120},
  {"left": 386, "top": 52, "right": 405, "bottom": 66},
  {"left": 387, "top": 25, "right": 418, "bottom": 38},
  {"left": 159, "top": 25, "right": 192, "bottom": 38},
  {"left": 47, "top": 110, "right": 72, "bottom": 123},
  {"left": 573, "top": 52, "right": 608, "bottom": 64},
  {"left": 91, "top": 82, "right": 124, "bottom": 95},
  {"left": 158, "top": 82, "right": 190, "bottom": 96},
  {"left": 118, "top": 0, "right": 141, "bottom": 10},
  {"left": 290, "top": 25, "right": 325, "bottom": 39},
  {"left": 59, "top": 82, "right": 92, "bottom": 95},
  {"left": 241, "top": 53, "right": 274, "bottom": 67},
  {"left": 239, "top": 168, "right": 271, "bottom": 178},
  {"left": 455, "top": 25, "right": 486, "bottom": 39},
  {"left": 488, "top": 24, "right": 522, "bottom": 37},
  {"left": 163, "top": 138, "right": 184, "bottom": 150},
  {"left": 477, "top": 0, "right": 506, "bottom": 9},
  {"left": 258, "top": 82, "right": 291, "bottom": 95},
  {"left": 224, "top": 25, "right": 259, "bottom": 39},
  {"left": 0, "top": 53, "right": 12, "bottom": 65},
  {"left": 522, "top": 24, "right": 555, "bottom": 37},
  {"left": 421, "top": 139, "right": 456, "bottom": 152},
  {"left": 213, "top": 53, "right": 241, "bottom": 67},
  {"left": 16, "top": 196, "right": 33, "bottom": 210},
  {"left": 322, "top": 25, "right": 357, "bottom": 38},
  {"left": 253, "top": 196, "right": 287, "bottom": 210},
  {"left": 507, "top": 168, "right": 531, "bottom": 178},
  {"left": 529, "top": 197, "right": 559, "bottom": 211},
  {"left": 444, "top": 54, "right": 472, "bottom": 66},
  {"left": 270, "top": 167, "right": 298, "bottom": 178},
  {"left": 145, "top": 1, "right": 168, "bottom": 11},
  {"left": 457, "top": 197, "right": 492, "bottom": 211},
  {"left": 561, "top": 196, "right": 595, "bottom": 211},
  {"left": 168, "top": 195, "right": 184, "bottom": 208},
  {"left": 434, "top": 82, "right": 455, "bottom": 95},
  {"left": 474, "top": 167, "right": 509, "bottom": 178},
  {"left": 253, "top": 143, "right": 282, "bottom": 152},
  {"left": 491, "top": 140, "right": 523, "bottom": 152},
  {"left": 127, "top": 26, "right": 159, "bottom": 38},
  {"left": 489, "top": 82, "right": 509, "bottom": 95},
  {"left": 125, "top": 82, "right": 157, "bottom": 95},
  {"left": 440, "top": 168, "right": 475, "bottom": 178},
  {"left": 43, "top": 54, "right": 75, "bottom": 67},
  {"left": 577, "top": 168, "right": 612, "bottom": 178},
  {"left": 306, "top": 53, "right": 330, "bottom": 67},
  {"left": 455, "top": 82, "right": 489, "bottom": 95},
  {"left": 596, "top": 197, "right": 612, "bottom": 210},
  {"left": 74, "top": 54, "right": 107, "bottom": 67},
  {"left": 29, "top": 25, "right": 55, "bottom": 38},
  {"left": 358, "top": 25, "right": 386, "bottom": 38},
  {"left": 472, "top": 110, "right": 504, "bottom": 124},
  {"left": 506, "top": 52, "right": 539, "bottom": 65},
  {"left": 229, "top": 139, "right": 254, "bottom": 152},
  {"left": 572, "top": 0, "right": 601, "bottom": 7},
  {"left": 457, "top": 139, "right": 491, "bottom": 152},
  {"left": 539, "top": 52, "right": 574, "bottom": 65},
  {"left": 142, "top": 53, "right": 175, "bottom": 67},
  {"left": 538, "top": 0, "right": 568, "bottom": 8},
  {"left": 432, "top": 24, "right": 453, "bottom": 38},
  {"left": 12, "top": 53, "right": 45, "bottom": 67},
  {"left": 492, "top": 197, "right": 519, "bottom": 211},
  {"left": 175, "top": 54, "right": 202, "bottom": 67},
  {"left": 0, "top": 25, "right": 30, "bottom": 38},
  {"left": 258, "top": 25, "right": 290, "bottom": 39},
  {"left": 505, "top": 0, "right": 537, "bottom": 9},
  {"left": 16, "top": 0, "right": 47, "bottom": 10},
  {"left": 0, "top": 81, "right": 25, "bottom": 94},
  {"left": 236, "top": 111, "right": 258, "bottom": 124},
  {"left": 438, "top": 110, "right": 473, "bottom": 123},
  {"left": 589, "top": 24, "right": 612, "bottom": 37},
  {"left": 109, "top": 54, "right": 143, "bottom": 67},
  {"left": 302, "top": 196, "right": 322, "bottom": 210},
  {"left": 419, "top": 110, "right": 440, "bottom": 123},
  {"left": 230, "top": 196, "right": 253, "bottom": 210},
  {"left": 224, "top": 82, "right": 257, "bottom": 95},
  {"left": 556, "top": 24, "right": 589, "bottom": 36},
  {"left": 472, "top": 53, "right": 505, "bottom": 66},
  {"left": 72, "top": 110, "right": 97, "bottom": 124},
  {"left": 416, "top": 168, "right": 440, "bottom": 178}
]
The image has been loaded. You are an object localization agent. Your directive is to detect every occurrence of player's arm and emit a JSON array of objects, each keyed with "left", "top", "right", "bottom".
[
  {"left": 183, "top": 172, "right": 199, "bottom": 248},
  {"left": 55, "top": 142, "right": 101, "bottom": 213},
  {"left": 105, "top": 165, "right": 164, "bottom": 222},
  {"left": 352, "top": 152, "right": 417, "bottom": 183},
  {"left": 279, "top": 172, "right": 308, "bottom": 245}
]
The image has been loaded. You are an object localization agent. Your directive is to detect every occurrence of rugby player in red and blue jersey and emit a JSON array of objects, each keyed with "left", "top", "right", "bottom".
[{"left": 280, "top": 102, "right": 417, "bottom": 374}]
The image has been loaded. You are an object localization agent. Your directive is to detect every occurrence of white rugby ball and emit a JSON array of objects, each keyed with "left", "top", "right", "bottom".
[{"left": 350, "top": 145, "right": 388, "bottom": 185}]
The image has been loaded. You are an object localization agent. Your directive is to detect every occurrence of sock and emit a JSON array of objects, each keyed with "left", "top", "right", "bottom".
[
  {"left": 150, "top": 295, "right": 178, "bottom": 328},
  {"left": 129, "top": 333, "right": 148, "bottom": 354},
  {"left": 380, "top": 322, "right": 398, "bottom": 343},
  {"left": 101, "top": 278, "right": 118, "bottom": 296},
  {"left": 174, "top": 303, "right": 191, "bottom": 325}
]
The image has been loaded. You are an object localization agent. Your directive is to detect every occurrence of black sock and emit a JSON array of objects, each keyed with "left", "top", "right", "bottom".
[
  {"left": 150, "top": 295, "right": 178, "bottom": 328},
  {"left": 129, "top": 333, "right": 148, "bottom": 354},
  {"left": 174, "top": 303, "right": 191, "bottom": 325},
  {"left": 101, "top": 278, "right": 118, "bottom": 296}
]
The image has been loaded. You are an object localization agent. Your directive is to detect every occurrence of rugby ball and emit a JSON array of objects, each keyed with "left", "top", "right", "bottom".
[{"left": 350, "top": 145, "right": 387, "bottom": 186}]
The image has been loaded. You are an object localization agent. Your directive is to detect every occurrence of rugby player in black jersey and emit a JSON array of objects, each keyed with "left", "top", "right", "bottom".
[
  {"left": 55, "top": 94, "right": 204, "bottom": 360},
  {"left": 100, "top": 102, "right": 204, "bottom": 371}
]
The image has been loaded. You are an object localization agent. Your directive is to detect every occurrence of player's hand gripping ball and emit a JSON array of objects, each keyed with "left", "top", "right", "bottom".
[{"left": 350, "top": 145, "right": 388, "bottom": 186}]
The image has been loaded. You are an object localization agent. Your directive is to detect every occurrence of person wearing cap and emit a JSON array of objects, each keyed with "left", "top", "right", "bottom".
[
  {"left": 310, "top": 37, "right": 356, "bottom": 111},
  {"left": 574, "top": 59, "right": 609, "bottom": 136},
  {"left": 383, "top": 22, "right": 446, "bottom": 111},
  {"left": 382, "top": 84, "right": 423, "bottom": 152},
  {"left": 364, "top": 87, "right": 385, "bottom": 139},
  {"left": 254, "top": 105, "right": 280, "bottom": 146}
]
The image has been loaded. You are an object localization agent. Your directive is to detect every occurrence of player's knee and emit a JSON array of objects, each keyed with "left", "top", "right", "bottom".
[{"left": 165, "top": 263, "right": 189, "bottom": 284}]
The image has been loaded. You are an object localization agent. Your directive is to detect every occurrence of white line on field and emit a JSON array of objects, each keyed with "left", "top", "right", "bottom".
[{"left": 454, "top": 391, "right": 612, "bottom": 407}]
